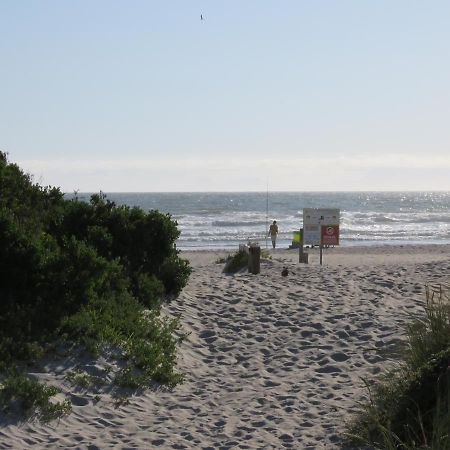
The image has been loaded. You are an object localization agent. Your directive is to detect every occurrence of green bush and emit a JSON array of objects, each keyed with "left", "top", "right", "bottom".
[
  {"left": 56, "top": 192, "right": 191, "bottom": 298},
  {"left": 134, "top": 273, "right": 165, "bottom": 309},
  {"left": 61, "top": 293, "right": 184, "bottom": 386},
  {"left": 0, "top": 215, "right": 125, "bottom": 352},
  {"left": 0, "top": 152, "right": 190, "bottom": 407},
  {"left": 0, "top": 153, "right": 64, "bottom": 236},
  {"left": 0, "top": 372, "right": 71, "bottom": 422},
  {"left": 159, "top": 256, "right": 191, "bottom": 295}
]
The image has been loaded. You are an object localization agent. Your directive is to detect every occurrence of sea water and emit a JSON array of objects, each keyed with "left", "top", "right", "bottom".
[{"left": 72, "top": 192, "right": 450, "bottom": 250}]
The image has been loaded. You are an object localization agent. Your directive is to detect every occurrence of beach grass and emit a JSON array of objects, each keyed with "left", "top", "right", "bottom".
[
  {"left": 346, "top": 284, "right": 450, "bottom": 448},
  {"left": 222, "top": 250, "right": 249, "bottom": 274},
  {"left": 217, "top": 246, "right": 272, "bottom": 273}
]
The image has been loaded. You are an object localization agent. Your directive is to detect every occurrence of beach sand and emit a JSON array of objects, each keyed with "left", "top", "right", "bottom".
[{"left": 1, "top": 244, "right": 450, "bottom": 449}]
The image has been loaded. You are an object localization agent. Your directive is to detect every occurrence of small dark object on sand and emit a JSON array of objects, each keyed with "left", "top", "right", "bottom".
[{"left": 281, "top": 267, "right": 289, "bottom": 277}]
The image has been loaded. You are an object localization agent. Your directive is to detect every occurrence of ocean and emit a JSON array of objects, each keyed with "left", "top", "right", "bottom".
[{"left": 72, "top": 192, "right": 450, "bottom": 250}]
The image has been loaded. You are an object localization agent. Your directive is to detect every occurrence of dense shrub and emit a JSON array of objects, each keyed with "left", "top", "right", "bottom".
[
  {"left": 0, "top": 152, "right": 189, "bottom": 393},
  {"left": 55, "top": 193, "right": 190, "bottom": 297},
  {"left": 0, "top": 209, "right": 126, "bottom": 350},
  {"left": 134, "top": 273, "right": 165, "bottom": 309},
  {"left": 159, "top": 255, "right": 192, "bottom": 294},
  {"left": 0, "top": 152, "right": 64, "bottom": 235}
]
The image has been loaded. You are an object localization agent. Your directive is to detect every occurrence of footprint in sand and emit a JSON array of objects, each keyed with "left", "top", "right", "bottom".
[
  {"left": 263, "top": 379, "right": 281, "bottom": 387},
  {"left": 330, "top": 352, "right": 349, "bottom": 362},
  {"left": 315, "top": 365, "right": 342, "bottom": 374},
  {"left": 251, "top": 420, "right": 266, "bottom": 427},
  {"left": 199, "top": 329, "right": 217, "bottom": 341},
  {"left": 70, "top": 394, "right": 89, "bottom": 407}
]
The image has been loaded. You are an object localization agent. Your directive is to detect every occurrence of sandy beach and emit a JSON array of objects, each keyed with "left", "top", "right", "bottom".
[{"left": 1, "top": 244, "right": 450, "bottom": 449}]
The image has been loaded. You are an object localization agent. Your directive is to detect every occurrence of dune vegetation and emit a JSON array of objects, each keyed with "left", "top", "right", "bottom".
[
  {"left": 221, "top": 249, "right": 249, "bottom": 274},
  {"left": 0, "top": 152, "right": 191, "bottom": 420},
  {"left": 347, "top": 284, "right": 450, "bottom": 449}
]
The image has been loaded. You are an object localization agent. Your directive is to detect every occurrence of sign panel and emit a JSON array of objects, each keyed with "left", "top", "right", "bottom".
[
  {"left": 321, "top": 225, "right": 339, "bottom": 246},
  {"left": 303, "top": 208, "right": 340, "bottom": 245},
  {"left": 292, "top": 229, "right": 303, "bottom": 244},
  {"left": 303, "top": 224, "right": 321, "bottom": 246}
]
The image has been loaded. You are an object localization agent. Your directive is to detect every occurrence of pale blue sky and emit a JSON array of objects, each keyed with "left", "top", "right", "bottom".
[{"left": 1, "top": 1, "right": 450, "bottom": 191}]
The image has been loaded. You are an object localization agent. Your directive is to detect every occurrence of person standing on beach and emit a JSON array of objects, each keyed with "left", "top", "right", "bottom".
[{"left": 268, "top": 220, "right": 278, "bottom": 248}]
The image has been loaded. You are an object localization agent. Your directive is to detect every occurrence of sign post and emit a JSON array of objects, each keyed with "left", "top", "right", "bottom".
[
  {"left": 298, "top": 229, "right": 308, "bottom": 263},
  {"left": 299, "top": 228, "right": 302, "bottom": 263},
  {"left": 319, "top": 217, "right": 323, "bottom": 266}
]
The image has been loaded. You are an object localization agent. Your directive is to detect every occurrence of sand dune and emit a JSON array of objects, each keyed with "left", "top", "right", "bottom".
[{"left": 1, "top": 245, "right": 449, "bottom": 449}]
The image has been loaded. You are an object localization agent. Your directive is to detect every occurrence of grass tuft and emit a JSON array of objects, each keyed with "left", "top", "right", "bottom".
[
  {"left": 222, "top": 250, "right": 249, "bottom": 274},
  {"left": 260, "top": 249, "right": 272, "bottom": 259},
  {"left": 346, "top": 284, "right": 450, "bottom": 449},
  {"left": 65, "top": 367, "right": 105, "bottom": 389}
]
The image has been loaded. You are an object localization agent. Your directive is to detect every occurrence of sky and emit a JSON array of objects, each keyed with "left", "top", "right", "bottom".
[{"left": 1, "top": 1, "right": 450, "bottom": 192}]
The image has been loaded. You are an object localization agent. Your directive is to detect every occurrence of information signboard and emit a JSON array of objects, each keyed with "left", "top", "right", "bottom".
[{"left": 303, "top": 208, "right": 340, "bottom": 245}]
